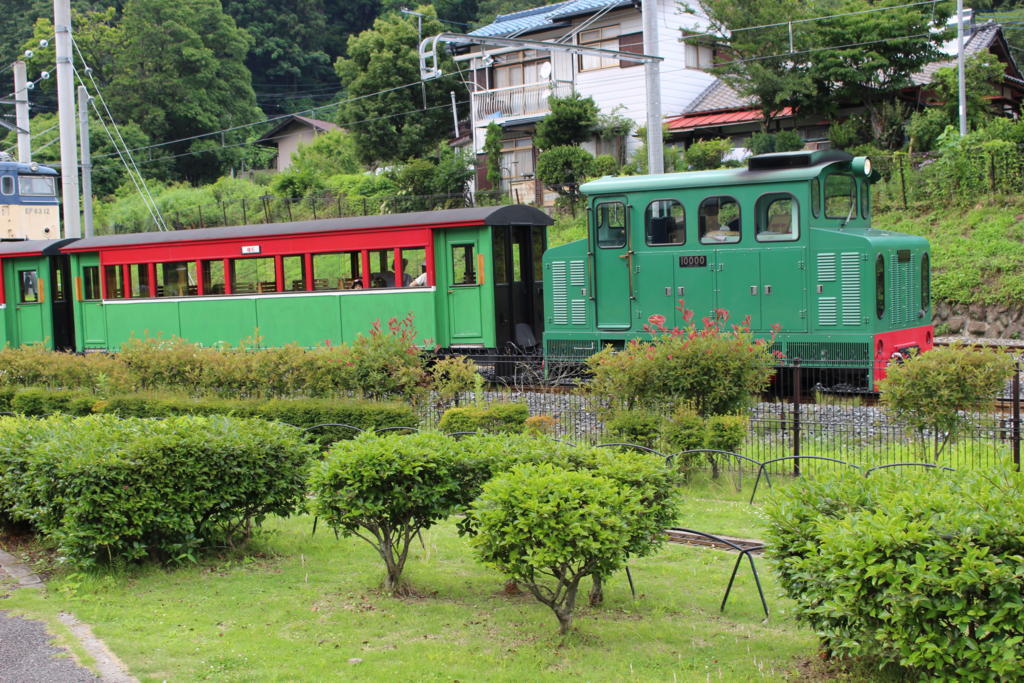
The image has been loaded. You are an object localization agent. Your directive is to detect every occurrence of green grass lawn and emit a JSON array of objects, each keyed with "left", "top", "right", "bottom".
[{"left": 1, "top": 497, "right": 816, "bottom": 681}]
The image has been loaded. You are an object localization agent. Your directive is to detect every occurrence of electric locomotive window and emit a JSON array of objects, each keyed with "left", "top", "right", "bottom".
[
  {"left": 595, "top": 201, "right": 626, "bottom": 248},
  {"left": 201, "top": 261, "right": 226, "bottom": 295},
  {"left": 921, "top": 253, "right": 930, "bottom": 312},
  {"left": 282, "top": 255, "right": 306, "bottom": 291},
  {"left": 18, "top": 175, "right": 56, "bottom": 196},
  {"left": 129, "top": 264, "right": 152, "bottom": 297},
  {"left": 875, "top": 254, "right": 885, "bottom": 320},
  {"left": 157, "top": 261, "right": 197, "bottom": 297},
  {"left": 230, "top": 257, "right": 275, "bottom": 294},
  {"left": 824, "top": 173, "right": 855, "bottom": 219},
  {"left": 82, "top": 266, "right": 101, "bottom": 300},
  {"left": 756, "top": 194, "right": 799, "bottom": 242},
  {"left": 452, "top": 244, "right": 477, "bottom": 285},
  {"left": 0, "top": 176, "right": 13, "bottom": 195},
  {"left": 699, "top": 196, "right": 741, "bottom": 244},
  {"left": 860, "top": 181, "right": 870, "bottom": 218},
  {"left": 103, "top": 265, "right": 125, "bottom": 298},
  {"left": 19, "top": 270, "right": 39, "bottom": 303},
  {"left": 645, "top": 199, "right": 685, "bottom": 246},
  {"left": 810, "top": 178, "right": 820, "bottom": 218}
]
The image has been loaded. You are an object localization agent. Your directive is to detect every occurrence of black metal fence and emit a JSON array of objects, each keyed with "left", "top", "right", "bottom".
[{"left": 421, "top": 355, "right": 1023, "bottom": 476}]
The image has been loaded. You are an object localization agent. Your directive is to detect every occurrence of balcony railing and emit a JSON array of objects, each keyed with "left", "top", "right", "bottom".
[{"left": 472, "top": 80, "right": 574, "bottom": 122}]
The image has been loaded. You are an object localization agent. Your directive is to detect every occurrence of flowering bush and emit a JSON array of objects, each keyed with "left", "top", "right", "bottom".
[{"left": 586, "top": 304, "right": 778, "bottom": 416}]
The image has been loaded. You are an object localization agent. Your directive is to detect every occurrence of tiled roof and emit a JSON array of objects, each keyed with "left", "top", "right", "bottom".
[
  {"left": 912, "top": 21, "right": 1004, "bottom": 86},
  {"left": 666, "top": 107, "right": 793, "bottom": 131},
  {"left": 471, "top": 0, "right": 634, "bottom": 38},
  {"left": 684, "top": 79, "right": 753, "bottom": 114}
]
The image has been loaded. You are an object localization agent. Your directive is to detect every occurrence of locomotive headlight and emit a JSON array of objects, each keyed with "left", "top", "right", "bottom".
[{"left": 852, "top": 156, "right": 872, "bottom": 177}]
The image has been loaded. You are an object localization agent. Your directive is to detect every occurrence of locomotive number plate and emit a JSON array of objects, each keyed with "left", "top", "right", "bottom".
[{"left": 679, "top": 255, "right": 708, "bottom": 268}]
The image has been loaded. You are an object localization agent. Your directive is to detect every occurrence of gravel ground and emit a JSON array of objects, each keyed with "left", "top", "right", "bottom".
[{"left": 0, "top": 611, "right": 98, "bottom": 682}]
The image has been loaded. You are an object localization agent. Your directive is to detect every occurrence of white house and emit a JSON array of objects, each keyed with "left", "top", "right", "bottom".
[{"left": 461, "top": 0, "right": 716, "bottom": 203}]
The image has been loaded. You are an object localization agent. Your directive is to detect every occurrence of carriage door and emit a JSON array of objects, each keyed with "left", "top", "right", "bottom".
[
  {"left": 12, "top": 259, "right": 46, "bottom": 345},
  {"left": 443, "top": 229, "right": 485, "bottom": 346},
  {"left": 49, "top": 255, "right": 76, "bottom": 351},
  {"left": 592, "top": 198, "right": 632, "bottom": 330}
]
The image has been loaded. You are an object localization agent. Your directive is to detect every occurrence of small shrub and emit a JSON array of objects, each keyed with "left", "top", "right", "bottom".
[
  {"left": 438, "top": 402, "right": 528, "bottom": 434},
  {"left": 763, "top": 469, "right": 1024, "bottom": 679},
  {"left": 603, "top": 408, "right": 662, "bottom": 448},
  {"left": 590, "top": 154, "right": 619, "bottom": 177},
  {"left": 684, "top": 137, "right": 732, "bottom": 170},
  {"left": 309, "top": 432, "right": 475, "bottom": 593},
  {"left": 468, "top": 463, "right": 646, "bottom": 634},
  {"left": 430, "top": 355, "right": 478, "bottom": 406},
  {"left": 524, "top": 415, "right": 557, "bottom": 436}
]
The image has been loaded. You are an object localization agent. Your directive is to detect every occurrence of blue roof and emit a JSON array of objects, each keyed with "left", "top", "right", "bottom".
[
  {"left": 0, "top": 160, "right": 58, "bottom": 176},
  {"left": 471, "top": 0, "right": 634, "bottom": 37}
]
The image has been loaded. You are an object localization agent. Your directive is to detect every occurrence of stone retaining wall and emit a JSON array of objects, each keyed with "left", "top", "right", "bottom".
[{"left": 933, "top": 301, "right": 1024, "bottom": 339}]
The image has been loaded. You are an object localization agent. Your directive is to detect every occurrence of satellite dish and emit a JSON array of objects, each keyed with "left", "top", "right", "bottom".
[{"left": 539, "top": 62, "right": 552, "bottom": 80}]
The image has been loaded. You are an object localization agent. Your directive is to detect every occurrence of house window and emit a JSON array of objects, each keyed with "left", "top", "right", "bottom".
[
  {"left": 579, "top": 26, "right": 620, "bottom": 71},
  {"left": 683, "top": 35, "right": 715, "bottom": 69},
  {"left": 618, "top": 33, "right": 643, "bottom": 68},
  {"left": 492, "top": 50, "right": 551, "bottom": 88},
  {"left": 501, "top": 137, "right": 535, "bottom": 182}
]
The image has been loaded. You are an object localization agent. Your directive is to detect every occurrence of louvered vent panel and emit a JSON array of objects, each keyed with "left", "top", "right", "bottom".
[
  {"left": 551, "top": 261, "right": 568, "bottom": 326},
  {"left": 818, "top": 296, "right": 837, "bottom": 326},
  {"left": 890, "top": 258, "right": 913, "bottom": 324},
  {"left": 569, "top": 260, "right": 586, "bottom": 286},
  {"left": 817, "top": 252, "right": 837, "bottom": 282},
  {"left": 841, "top": 252, "right": 861, "bottom": 326},
  {"left": 571, "top": 300, "right": 587, "bottom": 325}
]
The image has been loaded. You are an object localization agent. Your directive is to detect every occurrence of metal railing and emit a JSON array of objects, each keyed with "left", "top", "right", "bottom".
[{"left": 472, "top": 80, "right": 574, "bottom": 121}]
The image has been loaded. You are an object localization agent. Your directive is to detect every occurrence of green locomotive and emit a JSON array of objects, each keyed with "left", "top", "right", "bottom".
[{"left": 543, "top": 150, "right": 933, "bottom": 387}]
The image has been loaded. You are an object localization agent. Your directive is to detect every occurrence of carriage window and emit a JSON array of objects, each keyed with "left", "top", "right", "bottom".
[
  {"left": 876, "top": 254, "right": 885, "bottom": 320},
  {"left": 157, "top": 261, "right": 197, "bottom": 297},
  {"left": 129, "top": 264, "right": 152, "bottom": 297},
  {"left": 645, "top": 199, "right": 685, "bottom": 246},
  {"left": 283, "top": 255, "right": 306, "bottom": 291},
  {"left": 104, "top": 265, "right": 125, "bottom": 298},
  {"left": 201, "top": 261, "right": 226, "bottom": 295},
  {"left": 18, "top": 175, "right": 56, "bottom": 196},
  {"left": 402, "top": 248, "right": 427, "bottom": 287},
  {"left": 452, "top": 244, "right": 476, "bottom": 285},
  {"left": 83, "top": 266, "right": 100, "bottom": 300},
  {"left": 595, "top": 201, "right": 626, "bottom": 248},
  {"left": 756, "top": 194, "right": 799, "bottom": 242},
  {"left": 52, "top": 267, "right": 66, "bottom": 302},
  {"left": 1, "top": 176, "right": 13, "bottom": 195},
  {"left": 810, "top": 178, "right": 820, "bottom": 218},
  {"left": 368, "top": 248, "right": 402, "bottom": 288},
  {"left": 860, "top": 181, "right": 870, "bottom": 218},
  {"left": 921, "top": 253, "right": 930, "bottom": 311},
  {"left": 699, "top": 196, "right": 741, "bottom": 244},
  {"left": 825, "top": 173, "right": 856, "bottom": 219},
  {"left": 313, "top": 251, "right": 362, "bottom": 290},
  {"left": 19, "top": 270, "right": 39, "bottom": 302},
  {"left": 230, "top": 257, "right": 275, "bottom": 294}
]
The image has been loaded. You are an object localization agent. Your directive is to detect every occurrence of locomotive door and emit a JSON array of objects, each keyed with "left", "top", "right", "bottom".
[
  {"left": 592, "top": 198, "right": 632, "bottom": 330},
  {"left": 673, "top": 251, "right": 715, "bottom": 328},
  {"left": 713, "top": 249, "right": 762, "bottom": 330},
  {"left": 759, "top": 247, "right": 807, "bottom": 333},
  {"left": 443, "top": 229, "right": 485, "bottom": 345},
  {"left": 49, "top": 256, "right": 76, "bottom": 351}
]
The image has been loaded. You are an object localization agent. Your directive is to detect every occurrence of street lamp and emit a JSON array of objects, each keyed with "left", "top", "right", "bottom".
[{"left": 400, "top": 8, "right": 428, "bottom": 110}]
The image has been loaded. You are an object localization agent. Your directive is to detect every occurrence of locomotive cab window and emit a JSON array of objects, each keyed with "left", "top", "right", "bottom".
[
  {"left": 645, "top": 199, "right": 685, "bottom": 246},
  {"left": 19, "top": 175, "right": 56, "bottom": 196},
  {"left": 824, "top": 173, "right": 856, "bottom": 220},
  {"left": 699, "top": 196, "right": 741, "bottom": 244},
  {"left": 921, "top": 253, "right": 930, "bottom": 311},
  {"left": 860, "top": 180, "right": 871, "bottom": 218},
  {"left": 875, "top": 254, "right": 885, "bottom": 320},
  {"left": 595, "top": 201, "right": 626, "bottom": 248},
  {"left": 0, "top": 176, "right": 13, "bottom": 195},
  {"left": 810, "top": 178, "right": 820, "bottom": 217},
  {"left": 19, "top": 270, "right": 39, "bottom": 303},
  {"left": 452, "top": 244, "right": 477, "bottom": 285},
  {"left": 755, "top": 194, "right": 798, "bottom": 242}
]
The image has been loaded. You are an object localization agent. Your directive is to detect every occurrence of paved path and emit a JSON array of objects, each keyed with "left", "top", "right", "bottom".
[{"left": 0, "top": 549, "right": 134, "bottom": 682}]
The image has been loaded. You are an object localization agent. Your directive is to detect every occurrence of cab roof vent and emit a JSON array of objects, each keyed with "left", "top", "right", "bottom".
[{"left": 748, "top": 149, "right": 852, "bottom": 171}]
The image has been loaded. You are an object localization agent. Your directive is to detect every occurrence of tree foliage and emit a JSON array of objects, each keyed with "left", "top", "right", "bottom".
[
  {"left": 483, "top": 121, "right": 503, "bottom": 189},
  {"left": 535, "top": 146, "right": 594, "bottom": 206},
  {"left": 532, "top": 93, "right": 599, "bottom": 150},
  {"left": 334, "top": 6, "right": 467, "bottom": 166}
]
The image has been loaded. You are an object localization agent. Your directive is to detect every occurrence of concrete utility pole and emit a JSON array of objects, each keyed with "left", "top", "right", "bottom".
[
  {"left": 642, "top": 0, "right": 664, "bottom": 174},
  {"left": 956, "top": 0, "right": 967, "bottom": 137},
  {"left": 78, "top": 85, "right": 94, "bottom": 238},
  {"left": 13, "top": 61, "right": 31, "bottom": 162},
  {"left": 54, "top": 0, "right": 81, "bottom": 238}
]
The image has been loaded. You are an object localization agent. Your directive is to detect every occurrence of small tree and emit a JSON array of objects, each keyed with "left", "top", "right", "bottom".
[
  {"left": 533, "top": 92, "right": 599, "bottom": 150},
  {"left": 536, "top": 145, "right": 594, "bottom": 210},
  {"left": 878, "top": 345, "right": 1014, "bottom": 460},
  {"left": 684, "top": 138, "right": 733, "bottom": 170},
  {"left": 430, "top": 355, "right": 478, "bottom": 407},
  {"left": 483, "top": 121, "right": 503, "bottom": 191},
  {"left": 468, "top": 463, "right": 646, "bottom": 634},
  {"left": 309, "top": 432, "right": 473, "bottom": 594}
]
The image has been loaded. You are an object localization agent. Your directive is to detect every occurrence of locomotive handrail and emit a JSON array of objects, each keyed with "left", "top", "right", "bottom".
[
  {"left": 668, "top": 527, "right": 768, "bottom": 618},
  {"left": 864, "top": 462, "right": 956, "bottom": 476},
  {"left": 750, "top": 456, "right": 861, "bottom": 504}
]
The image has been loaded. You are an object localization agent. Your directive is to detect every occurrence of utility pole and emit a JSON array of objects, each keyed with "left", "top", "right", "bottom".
[
  {"left": 402, "top": 8, "right": 428, "bottom": 110},
  {"left": 956, "top": 0, "right": 967, "bottom": 137},
  {"left": 54, "top": 0, "right": 81, "bottom": 238},
  {"left": 642, "top": 0, "right": 664, "bottom": 174},
  {"left": 450, "top": 90, "right": 459, "bottom": 138},
  {"left": 13, "top": 61, "right": 31, "bottom": 162},
  {"left": 78, "top": 85, "right": 94, "bottom": 238}
]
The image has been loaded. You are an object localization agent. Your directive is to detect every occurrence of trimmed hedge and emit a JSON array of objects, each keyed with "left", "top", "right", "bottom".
[
  {"left": 0, "top": 388, "right": 417, "bottom": 443},
  {"left": 764, "top": 469, "right": 1024, "bottom": 679},
  {"left": 0, "top": 414, "right": 317, "bottom": 567},
  {"left": 438, "top": 402, "right": 528, "bottom": 434}
]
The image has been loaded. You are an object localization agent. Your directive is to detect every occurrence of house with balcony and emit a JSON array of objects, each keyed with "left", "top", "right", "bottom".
[{"left": 461, "top": 0, "right": 717, "bottom": 203}]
